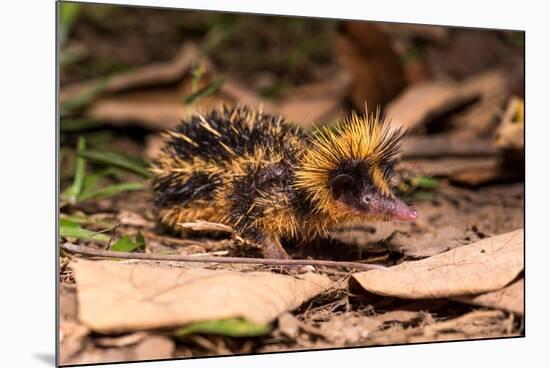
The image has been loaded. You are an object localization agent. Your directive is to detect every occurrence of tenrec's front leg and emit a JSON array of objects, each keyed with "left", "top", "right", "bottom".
[{"left": 261, "top": 236, "right": 291, "bottom": 259}]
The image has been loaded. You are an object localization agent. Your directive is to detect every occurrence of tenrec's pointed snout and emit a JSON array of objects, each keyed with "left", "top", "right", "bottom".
[{"left": 387, "top": 197, "right": 417, "bottom": 221}]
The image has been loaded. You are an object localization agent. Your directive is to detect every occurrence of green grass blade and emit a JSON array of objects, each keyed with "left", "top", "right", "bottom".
[
  {"left": 111, "top": 231, "right": 145, "bottom": 252},
  {"left": 61, "top": 214, "right": 115, "bottom": 229},
  {"left": 60, "top": 218, "right": 80, "bottom": 228},
  {"left": 77, "top": 150, "right": 151, "bottom": 178},
  {"left": 59, "top": 2, "right": 81, "bottom": 44},
  {"left": 175, "top": 318, "right": 271, "bottom": 338},
  {"left": 78, "top": 182, "right": 145, "bottom": 202},
  {"left": 60, "top": 79, "right": 108, "bottom": 117},
  {"left": 80, "top": 167, "right": 122, "bottom": 194},
  {"left": 62, "top": 137, "right": 87, "bottom": 204},
  {"left": 111, "top": 236, "right": 138, "bottom": 252},
  {"left": 60, "top": 225, "right": 110, "bottom": 243},
  {"left": 135, "top": 231, "right": 145, "bottom": 249},
  {"left": 60, "top": 118, "right": 100, "bottom": 132},
  {"left": 182, "top": 77, "right": 225, "bottom": 105}
]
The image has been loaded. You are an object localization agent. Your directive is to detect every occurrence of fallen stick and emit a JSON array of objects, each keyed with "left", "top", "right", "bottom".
[{"left": 61, "top": 242, "right": 386, "bottom": 271}]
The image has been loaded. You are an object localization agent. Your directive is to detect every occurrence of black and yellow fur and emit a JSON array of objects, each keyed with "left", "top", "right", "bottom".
[{"left": 151, "top": 105, "right": 406, "bottom": 258}]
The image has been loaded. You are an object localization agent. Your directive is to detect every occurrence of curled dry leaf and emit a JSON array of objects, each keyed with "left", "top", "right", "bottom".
[
  {"left": 450, "top": 69, "right": 510, "bottom": 136},
  {"left": 353, "top": 229, "right": 523, "bottom": 299},
  {"left": 335, "top": 21, "right": 406, "bottom": 110},
  {"left": 454, "top": 278, "right": 524, "bottom": 316},
  {"left": 72, "top": 259, "right": 332, "bottom": 333},
  {"left": 387, "top": 69, "right": 509, "bottom": 134},
  {"left": 385, "top": 81, "right": 478, "bottom": 131}
]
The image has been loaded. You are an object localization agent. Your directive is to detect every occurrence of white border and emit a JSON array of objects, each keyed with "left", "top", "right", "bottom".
[{"left": 2, "top": 0, "right": 548, "bottom": 367}]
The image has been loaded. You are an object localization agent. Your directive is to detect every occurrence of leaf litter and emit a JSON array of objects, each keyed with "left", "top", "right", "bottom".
[
  {"left": 59, "top": 11, "right": 524, "bottom": 365},
  {"left": 71, "top": 259, "right": 332, "bottom": 333},
  {"left": 353, "top": 229, "right": 523, "bottom": 299}
]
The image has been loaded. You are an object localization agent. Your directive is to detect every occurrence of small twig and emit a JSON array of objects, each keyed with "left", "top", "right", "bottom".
[
  {"left": 105, "top": 224, "right": 120, "bottom": 251},
  {"left": 61, "top": 243, "right": 387, "bottom": 271}
]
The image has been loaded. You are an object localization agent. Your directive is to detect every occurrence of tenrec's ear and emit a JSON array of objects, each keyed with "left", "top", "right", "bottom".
[{"left": 330, "top": 174, "right": 354, "bottom": 201}]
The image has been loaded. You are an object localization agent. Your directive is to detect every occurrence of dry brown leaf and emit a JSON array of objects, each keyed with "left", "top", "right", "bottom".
[
  {"left": 85, "top": 79, "right": 274, "bottom": 131},
  {"left": 134, "top": 335, "right": 175, "bottom": 361},
  {"left": 353, "top": 229, "right": 523, "bottom": 299},
  {"left": 60, "top": 286, "right": 87, "bottom": 364},
  {"left": 62, "top": 42, "right": 273, "bottom": 131},
  {"left": 85, "top": 82, "right": 227, "bottom": 130},
  {"left": 455, "top": 278, "right": 524, "bottom": 316},
  {"left": 401, "top": 133, "right": 498, "bottom": 159},
  {"left": 72, "top": 259, "right": 332, "bottom": 333},
  {"left": 66, "top": 347, "right": 133, "bottom": 366},
  {"left": 426, "top": 30, "right": 512, "bottom": 80},
  {"left": 451, "top": 69, "right": 510, "bottom": 136},
  {"left": 335, "top": 22, "right": 406, "bottom": 110},
  {"left": 60, "top": 321, "right": 90, "bottom": 363},
  {"left": 60, "top": 43, "right": 204, "bottom": 103},
  {"left": 398, "top": 157, "right": 503, "bottom": 185},
  {"left": 386, "top": 81, "right": 477, "bottom": 131},
  {"left": 117, "top": 210, "right": 154, "bottom": 229}
]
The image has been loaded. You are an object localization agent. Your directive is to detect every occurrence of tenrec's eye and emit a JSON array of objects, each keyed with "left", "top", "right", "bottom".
[
  {"left": 381, "top": 160, "right": 396, "bottom": 179},
  {"left": 362, "top": 196, "right": 371, "bottom": 205}
]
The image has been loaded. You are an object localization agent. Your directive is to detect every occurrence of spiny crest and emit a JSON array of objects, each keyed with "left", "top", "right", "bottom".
[
  {"left": 308, "top": 109, "right": 403, "bottom": 167},
  {"left": 294, "top": 109, "right": 404, "bottom": 215}
]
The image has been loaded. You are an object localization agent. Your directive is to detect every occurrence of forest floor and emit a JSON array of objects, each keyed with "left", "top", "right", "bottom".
[{"left": 58, "top": 4, "right": 524, "bottom": 365}]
